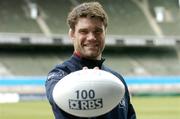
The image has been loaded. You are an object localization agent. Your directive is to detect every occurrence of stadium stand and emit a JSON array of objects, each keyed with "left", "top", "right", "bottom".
[
  {"left": 0, "top": 47, "right": 179, "bottom": 76},
  {"left": 36, "top": 0, "right": 155, "bottom": 35},
  {"left": 149, "top": 0, "right": 180, "bottom": 36},
  {"left": 0, "top": 0, "right": 42, "bottom": 33},
  {"left": 0, "top": 50, "right": 71, "bottom": 76},
  {"left": 36, "top": 0, "right": 71, "bottom": 34},
  {"left": 104, "top": 47, "right": 180, "bottom": 76},
  {"left": 0, "top": 0, "right": 179, "bottom": 36},
  {"left": 76, "top": 0, "right": 155, "bottom": 35},
  {"left": 0, "top": 0, "right": 179, "bottom": 47},
  {"left": 0, "top": 0, "right": 157, "bottom": 35}
]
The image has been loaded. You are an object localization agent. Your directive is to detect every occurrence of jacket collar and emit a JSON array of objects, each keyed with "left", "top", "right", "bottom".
[{"left": 72, "top": 52, "right": 105, "bottom": 69}]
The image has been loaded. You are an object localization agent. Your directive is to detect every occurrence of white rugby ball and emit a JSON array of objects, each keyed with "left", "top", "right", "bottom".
[{"left": 53, "top": 69, "right": 125, "bottom": 117}]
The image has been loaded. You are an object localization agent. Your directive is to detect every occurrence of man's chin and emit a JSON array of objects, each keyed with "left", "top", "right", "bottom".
[{"left": 83, "top": 52, "right": 100, "bottom": 59}]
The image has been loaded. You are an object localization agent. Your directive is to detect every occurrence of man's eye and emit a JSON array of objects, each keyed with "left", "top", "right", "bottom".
[
  {"left": 95, "top": 29, "right": 103, "bottom": 34},
  {"left": 79, "top": 30, "right": 88, "bottom": 34}
]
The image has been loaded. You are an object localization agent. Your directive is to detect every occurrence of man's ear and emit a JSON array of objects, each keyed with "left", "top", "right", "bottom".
[{"left": 68, "top": 29, "right": 75, "bottom": 40}]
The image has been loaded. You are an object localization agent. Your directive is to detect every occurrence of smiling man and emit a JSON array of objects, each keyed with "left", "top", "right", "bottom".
[
  {"left": 69, "top": 17, "right": 105, "bottom": 60},
  {"left": 45, "top": 2, "right": 136, "bottom": 119}
]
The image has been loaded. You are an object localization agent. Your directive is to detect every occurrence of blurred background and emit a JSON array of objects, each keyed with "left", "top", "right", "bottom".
[{"left": 0, "top": 0, "right": 180, "bottom": 119}]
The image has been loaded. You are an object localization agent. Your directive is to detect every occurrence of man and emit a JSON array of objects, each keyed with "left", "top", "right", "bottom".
[{"left": 46, "top": 2, "right": 136, "bottom": 119}]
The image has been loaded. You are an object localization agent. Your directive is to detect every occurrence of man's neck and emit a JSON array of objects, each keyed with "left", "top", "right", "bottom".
[{"left": 73, "top": 51, "right": 101, "bottom": 60}]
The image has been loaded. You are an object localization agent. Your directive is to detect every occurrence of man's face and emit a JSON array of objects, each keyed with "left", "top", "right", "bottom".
[{"left": 69, "top": 17, "right": 106, "bottom": 60}]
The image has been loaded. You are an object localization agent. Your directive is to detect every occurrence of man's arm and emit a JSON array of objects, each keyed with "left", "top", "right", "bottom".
[
  {"left": 45, "top": 68, "right": 68, "bottom": 104},
  {"left": 128, "top": 102, "right": 136, "bottom": 119}
]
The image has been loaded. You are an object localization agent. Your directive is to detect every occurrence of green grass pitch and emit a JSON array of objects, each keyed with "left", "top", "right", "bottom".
[
  {"left": 132, "top": 96, "right": 180, "bottom": 119},
  {"left": 0, "top": 96, "right": 180, "bottom": 119}
]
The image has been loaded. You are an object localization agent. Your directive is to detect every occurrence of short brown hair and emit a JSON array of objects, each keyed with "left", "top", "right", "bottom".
[{"left": 67, "top": 2, "right": 108, "bottom": 30}]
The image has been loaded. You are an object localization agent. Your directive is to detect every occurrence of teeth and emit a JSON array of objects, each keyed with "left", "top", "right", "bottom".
[
  {"left": 86, "top": 44, "right": 98, "bottom": 47},
  {"left": 87, "top": 45, "right": 97, "bottom": 48}
]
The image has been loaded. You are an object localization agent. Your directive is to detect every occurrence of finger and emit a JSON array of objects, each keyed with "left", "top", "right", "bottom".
[
  {"left": 93, "top": 67, "right": 99, "bottom": 70},
  {"left": 83, "top": 67, "right": 88, "bottom": 70}
]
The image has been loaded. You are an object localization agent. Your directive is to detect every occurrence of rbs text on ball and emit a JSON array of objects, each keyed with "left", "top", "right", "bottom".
[{"left": 69, "top": 89, "right": 103, "bottom": 110}]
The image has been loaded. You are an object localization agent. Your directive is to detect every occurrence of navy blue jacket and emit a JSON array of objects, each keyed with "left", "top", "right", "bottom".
[{"left": 45, "top": 54, "right": 136, "bottom": 119}]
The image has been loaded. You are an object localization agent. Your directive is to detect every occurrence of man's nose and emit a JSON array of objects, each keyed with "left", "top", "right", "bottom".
[{"left": 87, "top": 32, "right": 96, "bottom": 41}]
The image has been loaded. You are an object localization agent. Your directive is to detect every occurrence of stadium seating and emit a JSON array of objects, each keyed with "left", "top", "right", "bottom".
[
  {"left": 104, "top": 47, "right": 180, "bottom": 76},
  {"left": 0, "top": 0, "right": 179, "bottom": 36},
  {"left": 36, "top": 0, "right": 71, "bottom": 34},
  {"left": 0, "top": 0, "right": 42, "bottom": 33},
  {"left": 128, "top": 48, "right": 180, "bottom": 75},
  {"left": 77, "top": 0, "right": 155, "bottom": 35},
  {"left": 0, "top": 51, "right": 69, "bottom": 76},
  {"left": 38, "top": 0, "right": 154, "bottom": 35},
  {"left": 149, "top": 0, "right": 180, "bottom": 36},
  {"left": 104, "top": 0, "right": 155, "bottom": 35},
  {"left": 0, "top": 47, "right": 179, "bottom": 76}
]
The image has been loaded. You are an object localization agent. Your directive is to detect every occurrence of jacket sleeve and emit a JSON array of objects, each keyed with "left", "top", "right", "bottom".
[
  {"left": 125, "top": 78, "right": 136, "bottom": 119},
  {"left": 122, "top": 77, "right": 137, "bottom": 119},
  {"left": 107, "top": 68, "right": 137, "bottom": 119},
  {"left": 45, "top": 68, "right": 68, "bottom": 104},
  {"left": 45, "top": 67, "right": 69, "bottom": 119},
  {"left": 128, "top": 100, "right": 136, "bottom": 119}
]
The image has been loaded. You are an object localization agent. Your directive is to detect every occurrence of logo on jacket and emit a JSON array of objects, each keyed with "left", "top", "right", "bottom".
[
  {"left": 47, "top": 71, "right": 65, "bottom": 80},
  {"left": 118, "top": 97, "right": 126, "bottom": 109}
]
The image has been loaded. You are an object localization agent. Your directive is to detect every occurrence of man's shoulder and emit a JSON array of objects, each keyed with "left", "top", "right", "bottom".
[
  {"left": 102, "top": 65, "right": 127, "bottom": 86},
  {"left": 49, "top": 61, "right": 70, "bottom": 73},
  {"left": 47, "top": 60, "right": 72, "bottom": 80},
  {"left": 50, "top": 57, "right": 74, "bottom": 71},
  {"left": 103, "top": 66, "right": 123, "bottom": 78}
]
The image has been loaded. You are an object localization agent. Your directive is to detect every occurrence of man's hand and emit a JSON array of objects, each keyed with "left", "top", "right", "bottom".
[{"left": 82, "top": 67, "right": 99, "bottom": 70}]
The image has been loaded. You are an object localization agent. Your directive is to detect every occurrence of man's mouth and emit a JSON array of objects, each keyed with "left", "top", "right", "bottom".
[{"left": 84, "top": 43, "right": 98, "bottom": 48}]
